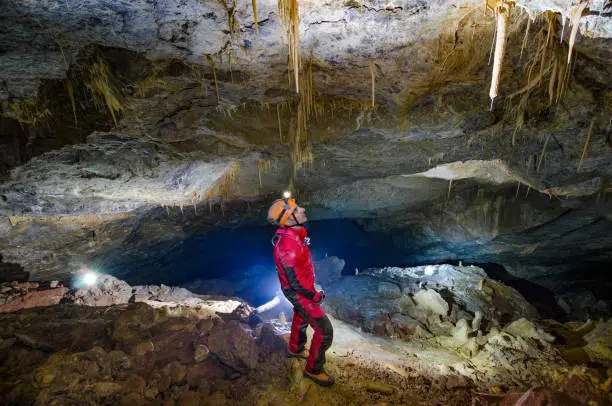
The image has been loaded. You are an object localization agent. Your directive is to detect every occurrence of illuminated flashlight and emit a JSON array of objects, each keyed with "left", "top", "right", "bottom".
[
  {"left": 283, "top": 190, "right": 291, "bottom": 199},
  {"left": 81, "top": 270, "right": 98, "bottom": 286}
]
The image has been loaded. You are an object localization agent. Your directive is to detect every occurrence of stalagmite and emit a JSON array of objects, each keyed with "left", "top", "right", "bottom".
[{"left": 489, "top": 2, "right": 511, "bottom": 111}]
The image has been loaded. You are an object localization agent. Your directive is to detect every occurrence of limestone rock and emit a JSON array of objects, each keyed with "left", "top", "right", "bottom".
[
  {"left": 111, "top": 303, "right": 158, "bottom": 345},
  {"left": 452, "top": 319, "right": 472, "bottom": 344},
  {"left": 0, "top": 286, "right": 68, "bottom": 313},
  {"left": 163, "top": 361, "right": 187, "bottom": 385},
  {"left": 130, "top": 340, "right": 154, "bottom": 357},
  {"left": 472, "top": 310, "right": 483, "bottom": 331},
  {"left": 413, "top": 288, "right": 449, "bottom": 316},
  {"left": 71, "top": 274, "right": 132, "bottom": 306},
  {"left": 313, "top": 256, "right": 345, "bottom": 288},
  {"left": 15, "top": 332, "right": 55, "bottom": 352},
  {"left": 364, "top": 265, "right": 539, "bottom": 325},
  {"left": 193, "top": 343, "right": 210, "bottom": 362},
  {"left": 583, "top": 320, "right": 612, "bottom": 365},
  {"left": 92, "top": 381, "right": 123, "bottom": 397},
  {"left": 256, "top": 323, "right": 288, "bottom": 355},
  {"left": 503, "top": 318, "right": 555, "bottom": 343},
  {"left": 377, "top": 282, "right": 402, "bottom": 299},
  {"left": 207, "top": 321, "right": 258, "bottom": 372},
  {"left": 389, "top": 314, "right": 427, "bottom": 340},
  {"left": 185, "top": 362, "right": 224, "bottom": 388},
  {"left": 445, "top": 374, "right": 468, "bottom": 390},
  {"left": 363, "top": 381, "right": 394, "bottom": 394}
]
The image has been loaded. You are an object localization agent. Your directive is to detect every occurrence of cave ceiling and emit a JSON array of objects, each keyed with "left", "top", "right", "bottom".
[{"left": 0, "top": 0, "right": 611, "bottom": 282}]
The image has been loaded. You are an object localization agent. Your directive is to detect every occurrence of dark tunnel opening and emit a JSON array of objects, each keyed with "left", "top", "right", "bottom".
[
  {"left": 106, "top": 217, "right": 612, "bottom": 318},
  {"left": 115, "top": 218, "right": 415, "bottom": 305}
]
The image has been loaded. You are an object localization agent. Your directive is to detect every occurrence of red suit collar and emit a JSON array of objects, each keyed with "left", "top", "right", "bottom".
[{"left": 276, "top": 226, "right": 308, "bottom": 241}]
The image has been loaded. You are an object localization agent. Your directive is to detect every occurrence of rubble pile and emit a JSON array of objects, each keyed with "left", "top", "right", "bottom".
[
  {"left": 321, "top": 263, "right": 539, "bottom": 340},
  {"left": 0, "top": 300, "right": 292, "bottom": 405},
  {"left": 0, "top": 269, "right": 610, "bottom": 405},
  {"left": 321, "top": 262, "right": 612, "bottom": 393},
  {"left": 0, "top": 274, "right": 244, "bottom": 315}
]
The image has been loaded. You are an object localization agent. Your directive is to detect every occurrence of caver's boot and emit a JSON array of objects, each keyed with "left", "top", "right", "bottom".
[
  {"left": 287, "top": 349, "right": 309, "bottom": 359},
  {"left": 303, "top": 370, "right": 335, "bottom": 387}
]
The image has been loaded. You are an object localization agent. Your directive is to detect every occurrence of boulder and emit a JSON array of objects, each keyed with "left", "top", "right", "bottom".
[
  {"left": 185, "top": 362, "right": 224, "bottom": 388},
  {"left": 389, "top": 314, "right": 427, "bottom": 339},
  {"left": 364, "top": 264, "right": 539, "bottom": 325},
  {"left": 583, "top": 320, "right": 612, "bottom": 365},
  {"left": 313, "top": 256, "right": 345, "bottom": 288},
  {"left": 413, "top": 288, "right": 449, "bottom": 316},
  {"left": 111, "top": 303, "right": 158, "bottom": 345},
  {"left": 452, "top": 319, "right": 471, "bottom": 344},
  {"left": 130, "top": 340, "right": 154, "bottom": 357},
  {"left": 377, "top": 282, "right": 402, "bottom": 299},
  {"left": 71, "top": 275, "right": 132, "bottom": 306},
  {"left": 256, "top": 323, "right": 287, "bottom": 355},
  {"left": 207, "top": 321, "right": 258, "bottom": 372},
  {"left": 503, "top": 318, "right": 555, "bottom": 343},
  {"left": 162, "top": 361, "right": 187, "bottom": 385},
  {"left": 0, "top": 287, "right": 68, "bottom": 312}
]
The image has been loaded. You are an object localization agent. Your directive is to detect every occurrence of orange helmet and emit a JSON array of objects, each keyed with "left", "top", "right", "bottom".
[{"left": 267, "top": 198, "right": 297, "bottom": 227}]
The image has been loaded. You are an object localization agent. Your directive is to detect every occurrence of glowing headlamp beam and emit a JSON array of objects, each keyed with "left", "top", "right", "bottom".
[{"left": 283, "top": 191, "right": 291, "bottom": 199}]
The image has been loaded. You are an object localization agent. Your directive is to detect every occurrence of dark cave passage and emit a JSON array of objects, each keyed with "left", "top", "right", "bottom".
[{"left": 104, "top": 217, "right": 612, "bottom": 318}]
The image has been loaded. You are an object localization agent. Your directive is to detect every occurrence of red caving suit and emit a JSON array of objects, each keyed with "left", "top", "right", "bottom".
[{"left": 273, "top": 226, "right": 333, "bottom": 374}]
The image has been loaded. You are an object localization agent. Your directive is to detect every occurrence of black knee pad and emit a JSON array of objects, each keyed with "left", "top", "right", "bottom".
[{"left": 316, "top": 316, "right": 334, "bottom": 345}]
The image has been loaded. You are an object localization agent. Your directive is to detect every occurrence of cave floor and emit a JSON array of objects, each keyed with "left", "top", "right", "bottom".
[{"left": 1, "top": 299, "right": 609, "bottom": 406}]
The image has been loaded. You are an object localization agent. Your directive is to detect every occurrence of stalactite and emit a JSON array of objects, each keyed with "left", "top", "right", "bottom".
[
  {"left": 205, "top": 55, "right": 220, "bottom": 103},
  {"left": 278, "top": 0, "right": 301, "bottom": 93},
  {"left": 578, "top": 119, "right": 595, "bottom": 172},
  {"left": 370, "top": 59, "right": 375, "bottom": 108},
  {"left": 488, "top": 9, "right": 498, "bottom": 66},
  {"left": 252, "top": 0, "right": 259, "bottom": 34},
  {"left": 519, "top": 16, "right": 531, "bottom": 62},
  {"left": 515, "top": 181, "right": 521, "bottom": 198},
  {"left": 567, "top": 1, "right": 588, "bottom": 66},
  {"left": 277, "top": 104, "right": 283, "bottom": 142},
  {"left": 66, "top": 80, "right": 77, "bottom": 125},
  {"left": 489, "top": 2, "right": 511, "bottom": 110},
  {"left": 537, "top": 134, "right": 551, "bottom": 173}
]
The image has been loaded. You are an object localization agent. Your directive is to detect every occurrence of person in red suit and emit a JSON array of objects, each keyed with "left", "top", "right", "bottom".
[{"left": 267, "top": 193, "right": 334, "bottom": 387}]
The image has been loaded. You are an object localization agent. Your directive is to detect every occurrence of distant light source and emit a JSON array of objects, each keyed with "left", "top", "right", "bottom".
[
  {"left": 81, "top": 271, "right": 98, "bottom": 286},
  {"left": 283, "top": 190, "right": 291, "bottom": 199},
  {"left": 424, "top": 265, "right": 435, "bottom": 276}
]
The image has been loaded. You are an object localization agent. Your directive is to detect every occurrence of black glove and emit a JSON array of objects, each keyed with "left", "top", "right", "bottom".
[{"left": 313, "top": 290, "right": 326, "bottom": 303}]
